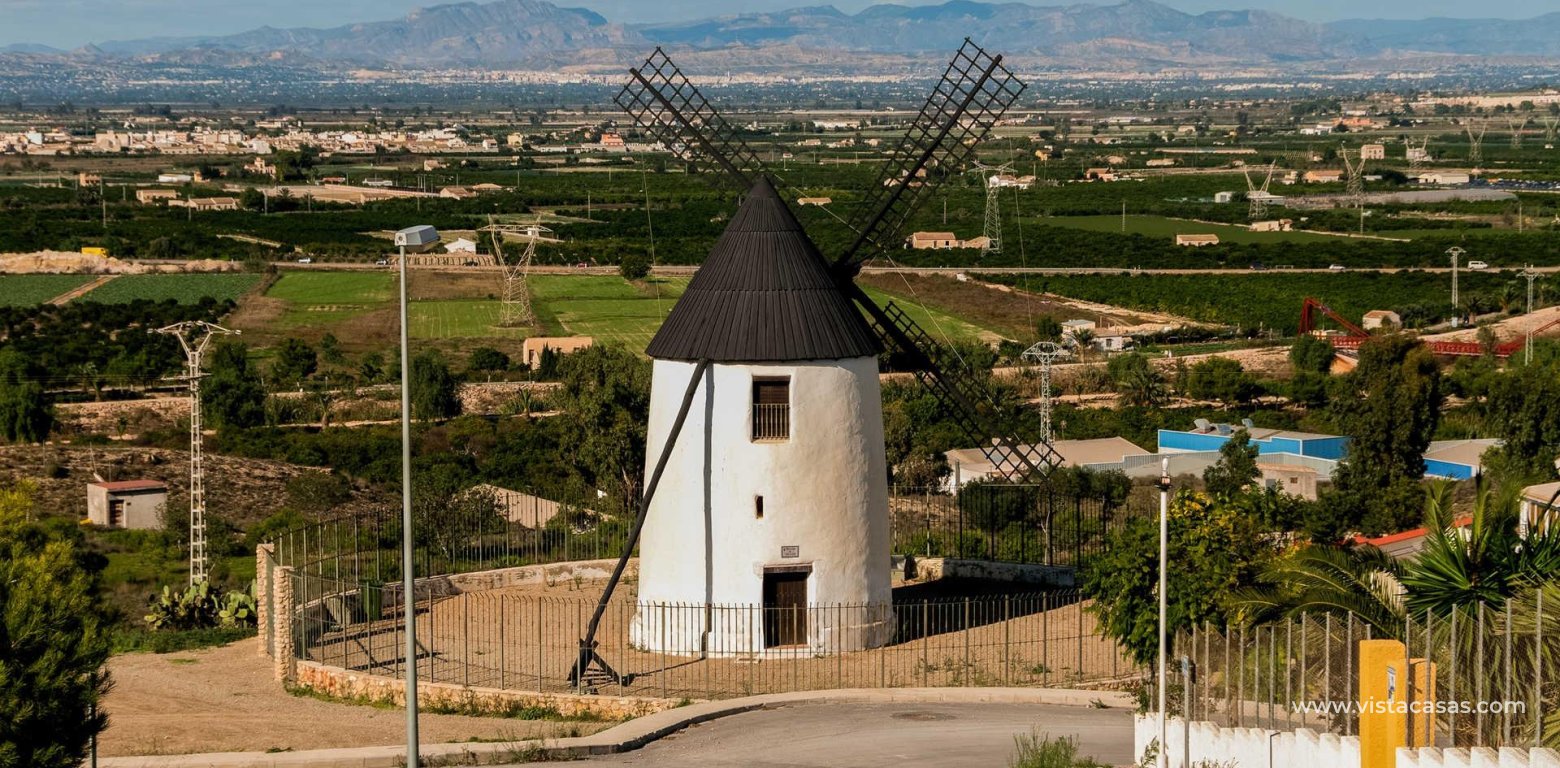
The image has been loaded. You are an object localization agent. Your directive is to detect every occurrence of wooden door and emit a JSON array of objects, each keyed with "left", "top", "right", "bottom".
[{"left": 763, "top": 570, "right": 808, "bottom": 648}]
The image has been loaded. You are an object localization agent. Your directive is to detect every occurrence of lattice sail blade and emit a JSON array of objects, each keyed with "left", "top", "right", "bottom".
[
  {"left": 848, "top": 285, "right": 1061, "bottom": 478},
  {"left": 835, "top": 39, "right": 1026, "bottom": 272},
  {"left": 615, "top": 48, "right": 768, "bottom": 187}
]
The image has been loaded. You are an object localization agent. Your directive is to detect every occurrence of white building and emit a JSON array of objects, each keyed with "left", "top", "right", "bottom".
[
  {"left": 443, "top": 237, "right": 479, "bottom": 254},
  {"left": 86, "top": 480, "right": 167, "bottom": 529},
  {"left": 631, "top": 178, "right": 892, "bottom": 656}
]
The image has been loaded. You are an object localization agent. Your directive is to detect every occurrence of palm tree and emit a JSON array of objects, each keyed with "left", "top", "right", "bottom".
[
  {"left": 1234, "top": 479, "right": 1560, "bottom": 634},
  {"left": 1403, "top": 478, "right": 1560, "bottom": 615},
  {"left": 1116, "top": 366, "right": 1170, "bottom": 408},
  {"left": 1233, "top": 541, "right": 1406, "bottom": 638}
]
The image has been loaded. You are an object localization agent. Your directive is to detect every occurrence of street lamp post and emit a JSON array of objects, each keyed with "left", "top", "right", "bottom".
[
  {"left": 1157, "top": 458, "right": 1172, "bottom": 768},
  {"left": 393, "top": 225, "right": 439, "bottom": 768}
]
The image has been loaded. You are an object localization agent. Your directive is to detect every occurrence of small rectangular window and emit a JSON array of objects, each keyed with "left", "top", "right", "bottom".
[
  {"left": 752, "top": 377, "right": 790, "bottom": 441},
  {"left": 755, "top": 495, "right": 764, "bottom": 519}
]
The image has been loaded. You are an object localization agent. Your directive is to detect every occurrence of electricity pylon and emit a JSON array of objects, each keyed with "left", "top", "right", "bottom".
[
  {"left": 1341, "top": 146, "right": 1367, "bottom": 233},
  {"left": 153, "top": 320, "right": 238, "bottom": 584},
  {"left": 968, "top": 161, "right": 1016, "bottom": 256},
  {"left": 1244, "top": 163, "right": 1275, "bottom": 221},
  {"left": 1446, "top": 246, "right": 1466, "bottom": 309},
  {"left": 1466, "top": 119, "right": 1488, "bottom": 165},
  {"left": 482, "top": 220, "right": 551, "bottom": 327},
  {"left": 1508, "top": 115, "right": 1529, "bottom": 149},
  {"left": 1519, "top": 266, "right": 1544, "bottom": 364},
  {"left": 1406, "top": 137, "right": 1430, "bottom": 172},
  {"left": 1021, "top": 341, "right": 1072, "bottom": 445}
]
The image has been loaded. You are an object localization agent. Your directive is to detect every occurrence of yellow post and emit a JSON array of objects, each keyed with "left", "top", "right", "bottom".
[
  {"left": 1409, "top": 658, "right": 1436, "bottom": 747},
  {"left": 1358, "top": 639, "right": 1407, "bottom": 768}
]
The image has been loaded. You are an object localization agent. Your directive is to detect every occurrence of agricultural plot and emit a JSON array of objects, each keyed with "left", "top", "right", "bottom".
[
  {"left": 410, "top": 300, "right": 527, "bottom": 340},
  {"left": 264, "top": 271, "right": 396, "bottom": 329},
  {"left": 1032, "top": 214, "right": 1352, "bottom": 245},
  {"left": 0, "top": 274, "right": 93, "bottom": 306},
  {"left": 530, "top": 275, "right": 689, "bottom": 350},
  {"left": 986, "top": 271, "right": 1514, "bottom": 335},
  {"left": 857, "top": 285, "right": 1002, "bottom": 346},
  {"left": 77, "top": 273, "right": 263, "bottom": 304}
]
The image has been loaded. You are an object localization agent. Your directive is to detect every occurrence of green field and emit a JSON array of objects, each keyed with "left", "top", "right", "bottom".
[
  {"left": 1033, "top": 214, "right": 1353, "bottom": 245},
  {"left": 264, "top": 271, "right": 396, "bottom": 329},
  {"left": 0, "top": 274, "right": 93, "bottom": 306},
  {"left": 858, "top": 285, "right": 999, "bottom": 346},
  {"left": 266, "top": 271, "right": 393, "bottom": 304},
  {"left": 80, "top": 273, "right": 263, "bottom": 304},
  {"left": 410, "top": 300, "right": 527, "bottom": 340},
  {"left": 531, "top": 275, "right": 688, "bottom": 349},
  {"left": 235, "top": 270, "right": 1003, "bottom": 353}
]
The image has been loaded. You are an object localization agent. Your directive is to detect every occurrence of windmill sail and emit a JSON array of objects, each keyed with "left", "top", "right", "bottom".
[
  {"left": 835, "top": 39, "right": 1026, "bottom": 273},
  {"left": 616, "top": 48, "right": 767, "bottom": 187}
]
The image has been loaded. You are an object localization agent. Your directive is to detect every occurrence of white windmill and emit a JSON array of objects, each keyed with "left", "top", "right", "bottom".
[
  {"left": 629, "top": 178, "right": 893, "bottom": 656},
  {"left": 569, "top": 41, "right": 1048, "bottom": 688}
]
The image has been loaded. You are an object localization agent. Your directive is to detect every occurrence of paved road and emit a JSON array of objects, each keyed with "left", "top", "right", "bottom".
[{"left": 504, "top": 701, "right": 1133, "bottom": 767}]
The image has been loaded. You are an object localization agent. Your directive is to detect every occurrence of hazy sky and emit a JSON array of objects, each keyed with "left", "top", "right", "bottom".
[{"left": 4, "top": 0, "right": 1555, "bottom": 49}]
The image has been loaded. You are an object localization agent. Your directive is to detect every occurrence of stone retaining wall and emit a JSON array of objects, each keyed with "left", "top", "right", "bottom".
[
  {"left": 293, "top": 661, "right": 682, "bottom": 721},
  {"left": 904, "top": 556, "right": 1075, "bottom": 588}
]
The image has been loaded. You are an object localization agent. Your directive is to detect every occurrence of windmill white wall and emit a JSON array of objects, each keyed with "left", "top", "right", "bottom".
[{"left": 630, "top": 356, "right": 893, "bottom": 655}]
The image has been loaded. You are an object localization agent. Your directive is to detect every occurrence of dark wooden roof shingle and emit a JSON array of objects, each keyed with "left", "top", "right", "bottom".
[{"left": 646, "top": 177, "right": 881, "bottom": 363}]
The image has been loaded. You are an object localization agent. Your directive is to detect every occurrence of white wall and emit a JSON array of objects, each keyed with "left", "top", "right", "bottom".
[
  {"left": 1135, "top": 715, "right": 1359, "bottom": 768},
  {"left": 1134, "top": 716, "right": 1560, "bottom": 768},
  {"left": 631, "top": 357, "right": 892, "bottom": 655}
]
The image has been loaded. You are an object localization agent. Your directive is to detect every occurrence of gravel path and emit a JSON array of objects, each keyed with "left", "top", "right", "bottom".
[{"left": 99, "top": 641, "right": 612, "bottom": 757}]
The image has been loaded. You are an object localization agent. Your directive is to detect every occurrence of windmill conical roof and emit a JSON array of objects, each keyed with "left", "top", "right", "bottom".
[{"left": 645, "top": 177, "right": 881, "bottom": 363}]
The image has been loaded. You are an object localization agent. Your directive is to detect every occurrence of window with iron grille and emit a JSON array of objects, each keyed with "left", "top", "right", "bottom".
[{"left": 752, "top": 377, "right": 790, "bottom": 441}]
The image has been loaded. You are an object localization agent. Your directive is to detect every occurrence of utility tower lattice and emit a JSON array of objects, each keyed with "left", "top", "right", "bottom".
[
  {"left": 1466, "top": 120, "right": 1488, "bottom": 165},
  {"left": 1244, "top": 163, "right": 1275, "bottom": 222},
  {"left": 967, "top": 161, "right": 1016, "bottom": 256},
  {"left": 483, "top": 221, "right": 552, "bottom": 327},
  {"left": 1542, "top": 115, "right": 1559, "bottom": 144},
  {"left": 1446, "top": 246, "right": 1465, "bottom": 309},
  {"left": 153, "top": 321, "right": 238, "bottom": 585},
  {"left": 1519, "top": 266, "right": 1544, "bottom": 364},
  {"left": 1406, "top": 137, "right": 1431, "bottom": 172},
  {"left": 1021, "top": 341, "right": 1071, "bottom": 445},
  {"left": 1341, "top": 146, "right": 1367, "bottom": 233},
  {"left": 1508, "top": 115, "right": 1529, "bottom": 149}
]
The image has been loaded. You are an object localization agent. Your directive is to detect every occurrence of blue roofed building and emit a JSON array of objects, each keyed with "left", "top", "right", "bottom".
[{"left": 1157, "top": 420, "right": 1350, "bottom": 461}]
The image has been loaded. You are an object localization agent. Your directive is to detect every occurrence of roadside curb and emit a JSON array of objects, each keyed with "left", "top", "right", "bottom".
[{"left": 97, "top": 687, "right": 1134, "bottom": 768}]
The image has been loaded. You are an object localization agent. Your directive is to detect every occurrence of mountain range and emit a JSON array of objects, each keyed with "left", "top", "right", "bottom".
[{"left": 5, "top": 0, "right": 1560, "bottom": 72}]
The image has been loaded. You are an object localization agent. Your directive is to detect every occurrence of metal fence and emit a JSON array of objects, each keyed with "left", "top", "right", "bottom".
[
  {"left": 889, "top": 484, "right": 1125, "bottom": 567},
  {"left": 271, "top": 483, "right": 1132, "bottom": 579},
  {"left": 288, "top": 574, "right": 1135, "bottom": 701},
  {"left": 1169, "top": 590, "right": 1557, "bottom": 750},
  {"left": 266, "top": 481, "right": 1139, "bottom": 699}
]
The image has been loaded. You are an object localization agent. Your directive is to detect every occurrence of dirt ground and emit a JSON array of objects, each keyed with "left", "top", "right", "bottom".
[
  {"left": 99, "top": 641, "right": 612, "bottom": 757},
  {"left": 1422, "top": 304, "right": 1560, "bottom": 345},
  {"left": 859, "top": 272, "right": 1203, "bottom": 339}
]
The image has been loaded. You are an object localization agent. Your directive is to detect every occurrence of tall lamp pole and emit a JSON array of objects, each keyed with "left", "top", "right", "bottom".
[
  {"left": 1157, "top": 458, "right": 1172, "bottom": 768},
  {"left": 393, "top": 225, "right": 438, "bottom": 768}
]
